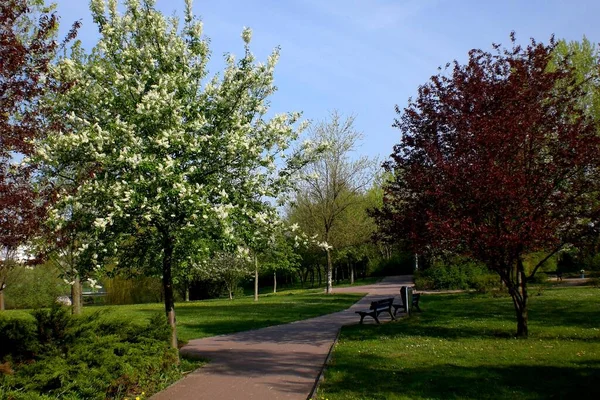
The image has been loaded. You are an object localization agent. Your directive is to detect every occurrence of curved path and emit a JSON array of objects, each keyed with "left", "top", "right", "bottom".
[{"left": 152, "top": 275, "right": 413, "bottom": 400}]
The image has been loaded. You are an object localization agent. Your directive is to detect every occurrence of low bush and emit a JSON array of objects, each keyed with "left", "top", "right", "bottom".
[
  {"left": 587, "top": 277, "right": 600, "bottom": 288},
  {"left": 414, "top": 256, "right": 498, "bottom": 292},
  {"left": 529, "top": 272, "right": 548, "bottom": 284},
  {"left": 0, "top": 305, "right": 193, "bottom": 399},
  {"left": 470, "top": 273, "right": 501, "bottom": 293},
  {"left": 3, "top": 264, "right": 69, "bottom": 309}
]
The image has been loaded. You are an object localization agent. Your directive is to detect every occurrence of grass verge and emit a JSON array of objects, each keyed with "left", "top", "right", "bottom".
[{"left": 318, "top": 286, "right": 600, "bottom": 400}]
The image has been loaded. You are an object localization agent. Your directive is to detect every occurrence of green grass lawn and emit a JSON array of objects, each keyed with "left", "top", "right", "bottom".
[
  {"left": 318, "top": 287, "right": 600, "bottom": 400},
  {"left": 4, "top": 290, "right": 364, "bottom": 342}
]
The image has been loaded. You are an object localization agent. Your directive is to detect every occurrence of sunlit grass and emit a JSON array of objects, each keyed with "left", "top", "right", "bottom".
[{"left": 318, "top": 287, "right": 600, "bottom": 400}]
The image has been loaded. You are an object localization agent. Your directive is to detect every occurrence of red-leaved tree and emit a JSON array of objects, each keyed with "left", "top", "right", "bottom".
[
  {"left": 0, "top": 0, "right": 77, "bottom": 310},
  {"left": 383, "top": 34, "right": 600, "bottom": 337}
]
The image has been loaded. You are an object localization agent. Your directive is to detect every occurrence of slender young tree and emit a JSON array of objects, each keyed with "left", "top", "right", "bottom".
[
  {"left": 202, "top": 250, "right": 253, "bottom": 300},
  {"left": 38, "top": 0, "right": 315, "bottom": 349},
  {"left": 293, "top": 111, "right": 376, "bottom": 293},
  {"left": 383, "top": 34, "right": 600, "bottom": 337}
]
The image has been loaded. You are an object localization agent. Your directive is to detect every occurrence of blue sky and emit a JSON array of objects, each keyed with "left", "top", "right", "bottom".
[{"left": 51, "top": 0, "right": 600, "bottom": 161}]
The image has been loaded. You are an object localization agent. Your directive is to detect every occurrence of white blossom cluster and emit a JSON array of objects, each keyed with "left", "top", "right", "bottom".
[{"left": 36, "top": 0, "right": 319, "bottom": 281}]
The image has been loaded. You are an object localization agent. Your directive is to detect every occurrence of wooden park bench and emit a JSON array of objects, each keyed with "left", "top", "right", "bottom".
[
  {"left": 355, "top": 297, "right": 396, "bottom": 324},
  {"left": 392, "top": 286, "right": 422, "bottom": 316}
]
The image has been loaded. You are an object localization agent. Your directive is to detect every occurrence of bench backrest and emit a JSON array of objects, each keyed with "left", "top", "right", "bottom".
[{"left": 370, "top": 298, "right": 394, "bottom": 310}]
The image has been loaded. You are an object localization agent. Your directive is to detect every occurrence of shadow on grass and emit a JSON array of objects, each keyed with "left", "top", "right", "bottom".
[
  {"left": 408, "top": 290, "right": 600, "bottom": 337},
  {"left": 321, "top": 354, "right": 600, "bottom": 399}
]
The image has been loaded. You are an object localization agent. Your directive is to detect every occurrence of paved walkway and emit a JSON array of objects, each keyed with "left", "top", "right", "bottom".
[{"left": 152, "top": 275, "right": 413, "bottom": 400}]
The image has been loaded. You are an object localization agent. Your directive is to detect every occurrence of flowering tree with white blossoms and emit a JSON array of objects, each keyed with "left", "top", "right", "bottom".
[
  {"left": 201, "top": 250, "right": 253, "bottom": 300},
  {"left": 243, "top": 209, "right": 310, "bottom": 301},
  {"left": 37, "top": 0, "right": 317, "bottom": 349}
]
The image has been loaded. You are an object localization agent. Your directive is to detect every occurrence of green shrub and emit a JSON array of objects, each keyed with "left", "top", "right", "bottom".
[
  {"left": 529, "top": 272, "right": 548, "bottom": 284},
  {"left": 470, "top": 273, "right": 501, "bottom": 293},
  {"left": 414, "top": 275, "right": 435, "bottom": 290},
  {"left": 0, "top": 307, "right": 184, "bottom": 399},
  {"left": 587, "top": 277, "right": 600, "bottom": 288},
  {"left": 582, "top": 252, "right": 600, "bottom": 271},
  {"left": 36, "top": 304, "right": 71, "bottom": 336},
  {"left": 0, "top": 316, "right": 38, "bottom": 362},
  {"left": 4, "top": 264, "right": 69, "bottom": 309},
  {"left": 414, "top": 256, "right": 498, "bottom": 292}
]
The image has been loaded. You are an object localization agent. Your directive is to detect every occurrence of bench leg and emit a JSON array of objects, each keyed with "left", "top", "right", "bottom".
[
  {"left": 373, "top": 314, "right": 380, "bottom": 324},
  {"left": 387, "top": 310, "right": 395, "bottom": 320},
  {"left": 359, "top": 314, "right": 365, "bottom": 324}
]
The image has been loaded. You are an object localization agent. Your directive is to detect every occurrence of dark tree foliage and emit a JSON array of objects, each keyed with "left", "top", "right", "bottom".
[
  {"left": 383, "top": 34, "right": 600, "bottom": 337},
  {"left": 0, "top": 0, "right": 78, "bottom": 309}
]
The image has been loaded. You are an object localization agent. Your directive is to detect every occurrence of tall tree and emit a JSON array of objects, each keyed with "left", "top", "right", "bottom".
[
  {"left": 333, "top": 188, "right": 378, "bottom": 283},
  {"left": 293, "top": 111, "right": 376, "bottom": 293},
  {"left": 552, "top": 37, "right": 600, "bottom": 121},
  {"left": 0, "top": 0, "right": 77, "bottom": 310},
  {"left": 38, "top": 0, "right": 315, "bottom": 349},
  {"left": 383, "top": 34, "right": 600, "bottom": 337}
]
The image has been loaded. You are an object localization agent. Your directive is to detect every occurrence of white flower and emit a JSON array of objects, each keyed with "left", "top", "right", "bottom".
[
  {"left": 213, "top": 204, "right": 229, "bottom": 220},
  {"left": 318, "top": 241, "right": 333, "bottom": 251},
  {"left": 241, "top": 27, "right": 252, "bottom": 44},
  {"left": 94, "top": 218, "right": 108, "bottom": 230}
]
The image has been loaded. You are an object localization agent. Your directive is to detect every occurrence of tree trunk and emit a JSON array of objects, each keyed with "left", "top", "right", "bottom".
[
  {"left": 508, "top": 258, "right": 529, "bottom": 338},
  {"left": 273, "top": 271, "right": 277, "bottom": 293},
  {"left": 350, "top": 263, "right": 354, "bottom": 284},
  {"left": 0, "top": 289, "right": 4, "bottom": 311},
  {"left": 326, "top": 249, "right": 333, "bottom": 294},
  {"left": 517, "top": 263, "right": 529, "bottom": 337},
  {"left": 71, "top": 276, "right": 82, "bottom": 315},
  {"left": 317, "top": 264, "right": 322, "bottom": 286},
  {"left": 254, "top": 254, "right": 259, "bottom": 302},
  {"left": 185, "top": 287, "right": 190, "bottom": 302},
  {"left": 161, "top": 236, "right": 178, "bottom": 352},
  {"left": 229, "top": 289, "right": 233, "bottom": 300}
]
